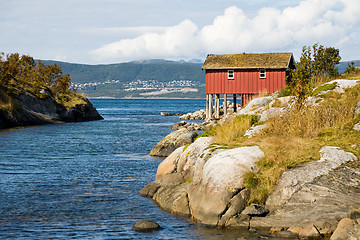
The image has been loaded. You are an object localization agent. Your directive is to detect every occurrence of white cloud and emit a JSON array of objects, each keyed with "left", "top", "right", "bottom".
[
  {"left": 92, "top": 20, "right": 199, "bottom": 61},
  {"left": 92, "top": 0, "right": 360, "bottom": 62}
]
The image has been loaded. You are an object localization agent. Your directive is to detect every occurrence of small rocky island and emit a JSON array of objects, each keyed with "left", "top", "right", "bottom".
[
  {"left": 142, "top": 79, "right": 360, "bottom": 239},
  {"left": 0, "top": 53, "right": 102, "bottom": 130}
]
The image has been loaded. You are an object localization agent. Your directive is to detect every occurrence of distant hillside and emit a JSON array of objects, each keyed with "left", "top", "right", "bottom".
[
  {"left": 337, "top": 60, "right": 360, "bottom": 73},
  {"left": 41, "top": 59, "right": 205, "bottom": 98},
  {"left": 42, "top": 59, "right": 204, "bottom": 84}
]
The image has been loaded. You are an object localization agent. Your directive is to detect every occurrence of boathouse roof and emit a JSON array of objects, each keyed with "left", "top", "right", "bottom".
[{"left": 202, "top": 52, "right": 294, "bottom": 70}]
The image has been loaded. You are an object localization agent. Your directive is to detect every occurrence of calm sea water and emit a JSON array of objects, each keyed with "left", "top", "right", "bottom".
[{"left": 0, "top": 99, "right": 259, "bottom": 239}]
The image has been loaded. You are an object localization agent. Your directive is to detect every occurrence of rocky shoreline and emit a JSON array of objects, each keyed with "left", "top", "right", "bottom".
[
  {"left": 143, "top": 79, "right": 360, "bottom": 239},
  {"left": 0, "top": 90, "right": 103, "bottom": 130}
]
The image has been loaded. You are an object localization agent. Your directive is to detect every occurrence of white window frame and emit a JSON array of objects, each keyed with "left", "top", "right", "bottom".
[
  {"left": 260, "top": 69, "right": 266, "bottom": 79},
  {"left": 228, "top": 70, "right": 234, "bottom": 79}
]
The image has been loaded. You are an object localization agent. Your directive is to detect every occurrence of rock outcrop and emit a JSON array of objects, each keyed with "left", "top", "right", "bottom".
[
  {"left": 237, "top": 95, "right": 291, "bottom": 122},
  {"left": 250, "top": 147, "right": 359, "bottom": 232},
  {"left": 265, "top": 146, "right": 357, "bottom": 211},
  {"left": 0, "top": 90, "right": 103, "bottom": 130},
  {"left": 179, "top": 109, "right": 206, "bottom": 120},
  {"left": 149, "top": 129, "right": 197, "bottom": 157},
  {"left": 142, "top": 137, "right": 265, "bottom": 227},
  {"left": 326, "top": 79, "right": 360, "bottom": 93},
  {"left": 145, "top": 137, "right": 360, "bottom": 233}
]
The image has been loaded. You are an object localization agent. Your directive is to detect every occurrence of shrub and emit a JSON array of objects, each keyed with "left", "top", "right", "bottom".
[{"left": 287, "top": 43, "right": 341, "bottom": 107}]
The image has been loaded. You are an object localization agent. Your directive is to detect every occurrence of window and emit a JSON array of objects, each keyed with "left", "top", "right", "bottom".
[
  {"left": 228, "top": 70, "right": 234, "bottom": 79},
  {"left": 260, "top": 69, "right": 266, "bottom": 78}
]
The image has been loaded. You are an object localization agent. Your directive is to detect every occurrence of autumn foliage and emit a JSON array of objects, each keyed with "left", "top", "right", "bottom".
[{"left": 0, "top": 52, "right": 71, "bottom": 96}]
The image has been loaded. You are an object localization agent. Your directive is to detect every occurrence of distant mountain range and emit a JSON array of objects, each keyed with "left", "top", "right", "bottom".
[
  {"left": 41, "top": 59, "right": 205, "bottom": 98},
  {"left": 40, "top": 59, "right": 360, "bottom": 99}
]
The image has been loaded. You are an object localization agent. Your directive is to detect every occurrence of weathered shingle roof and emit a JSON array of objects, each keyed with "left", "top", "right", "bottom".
[{"left": 202, "top": 52, "right": 294, "bottom": 70}]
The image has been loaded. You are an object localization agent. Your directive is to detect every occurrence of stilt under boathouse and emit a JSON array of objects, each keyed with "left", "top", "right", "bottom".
[{"left": 202, "top": 52, "right": 296, "bottom": 119}]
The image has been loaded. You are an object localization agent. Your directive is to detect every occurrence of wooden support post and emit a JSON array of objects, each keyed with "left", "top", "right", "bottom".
[
  {"left": 209, "top": 94, "right": 213, "bottom": 119},
  {"left": 233, "top": 94, "right": 237, "bottom": 112},
  {"left": 215, "top": 94, "right": 220, "bottom": 119},
  {"left": 223, "top": 94, "right": 228, "bottom": 116},
  {"left": 206, "top": 94, "right": 209, "bottom": 120}
]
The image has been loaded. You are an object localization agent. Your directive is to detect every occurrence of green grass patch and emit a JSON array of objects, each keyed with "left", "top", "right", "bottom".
[
  {"left": 312, "top": 82, "right": 337, "bottom": 96},
  {"left": 244, "top": 171, "right": 259, "bottom": 189}
]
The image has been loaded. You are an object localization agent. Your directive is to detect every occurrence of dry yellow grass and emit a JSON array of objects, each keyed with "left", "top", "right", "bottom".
[
  {"left": 244, "top": 136, "right": 320, "bottom": 204},
  {"left": 55, "top": 92, "right": 87, "bottom": 109},
  {"left": 214, "top": 115, "right": 259, "bottom": 145},
  {"left": 211, "top": 79, "right": 360, "bottom": 204}
]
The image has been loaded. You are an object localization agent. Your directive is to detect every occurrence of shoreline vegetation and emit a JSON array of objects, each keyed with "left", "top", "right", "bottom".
[
  {"left": 0, "top": 52, "right": 103, "bottom": 130},
  {"left": 143, "top": 44, "right": 360, "bottom": 239}
]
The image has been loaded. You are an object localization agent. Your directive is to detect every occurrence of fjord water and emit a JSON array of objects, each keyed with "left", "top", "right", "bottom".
[{"left": 0, "top": 99, "right": 256, "bottom": 239}]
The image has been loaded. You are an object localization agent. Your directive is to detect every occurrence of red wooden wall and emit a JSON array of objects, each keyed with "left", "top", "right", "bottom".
[{"left": 205, "top": 69, "right": 286, "bottom": 94}]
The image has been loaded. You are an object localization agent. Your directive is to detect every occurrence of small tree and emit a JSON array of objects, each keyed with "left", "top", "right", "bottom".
[
  {"left": 288, "top": 46, "right": 312, "bottom": 107},
  {"left": 0, "top": 52, "right": 72, "bottom": 95},
  {"left": 312, "top": 43, "right": 341, "bottom": 78},
  {"left": 288, "top": 43, "right": 341, "bottom": 107}
]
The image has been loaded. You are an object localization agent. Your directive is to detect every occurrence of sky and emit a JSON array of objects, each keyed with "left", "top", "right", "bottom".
[{"left": 1, "top": 0, "right": 360, "bottom": 64}]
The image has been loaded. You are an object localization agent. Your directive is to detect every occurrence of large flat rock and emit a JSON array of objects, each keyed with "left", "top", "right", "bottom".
[{"left": 251, "top": 164, "right": 360, "bottom": 228}]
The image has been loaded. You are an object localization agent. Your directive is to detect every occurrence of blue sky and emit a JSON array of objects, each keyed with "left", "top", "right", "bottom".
[{"left": 1, "top": 0, "right": 359, "bottom": 64}]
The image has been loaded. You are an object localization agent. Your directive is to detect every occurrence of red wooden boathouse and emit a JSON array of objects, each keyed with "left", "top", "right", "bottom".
[{"left": 202, "top": 52, "right": 295, "bottom": 119}]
